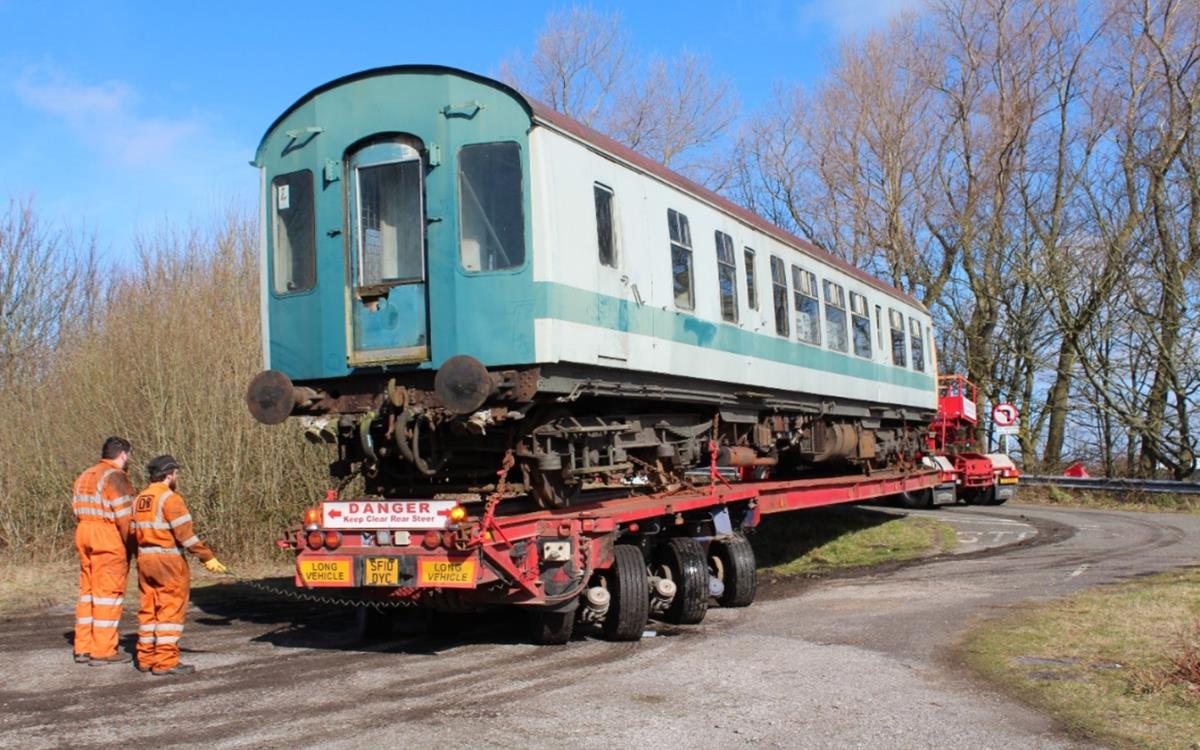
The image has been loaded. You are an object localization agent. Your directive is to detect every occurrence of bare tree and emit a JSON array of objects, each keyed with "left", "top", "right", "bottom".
[
  {"left": 502, "top": 6, "right": 739, "bottom": 186},
  {"left": 0, "top": 198, "right": 99, "bottom": 390}
]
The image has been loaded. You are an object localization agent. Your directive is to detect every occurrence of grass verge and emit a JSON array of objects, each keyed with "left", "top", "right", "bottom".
[
  {"left": 964, "top": 569, "right": 1200, "bottom": 750},
  {"left": 1019, "top": 486, "right": 1200, "bottom": 514},
  {"left": 751, "top": 505, "right": 958, "bottom": 578}
]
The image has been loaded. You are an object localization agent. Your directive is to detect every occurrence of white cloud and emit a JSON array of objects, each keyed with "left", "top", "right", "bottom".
[
  {"left": 14, "top": 67, "right": 202, "bottom": 168},
  {"left": 797, "top": 0, "right": 924, "bottom": 36}
]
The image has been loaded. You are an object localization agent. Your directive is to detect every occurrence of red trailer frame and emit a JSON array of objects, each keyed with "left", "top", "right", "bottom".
[{"left": 279, "top": 465, "right": 939, "bottom": 643}]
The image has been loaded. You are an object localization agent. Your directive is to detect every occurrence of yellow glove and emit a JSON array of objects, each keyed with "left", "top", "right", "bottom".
[{"left": 203, "top": 558, "right": 229, "bottom": 574}]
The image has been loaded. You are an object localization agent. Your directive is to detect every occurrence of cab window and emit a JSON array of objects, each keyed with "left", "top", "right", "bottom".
[
  {"left": 459, "top": 143, "right": 525, "bottom": 272},
  {"left": 271, "top": 170, "right": 316, "bottom": 294}
]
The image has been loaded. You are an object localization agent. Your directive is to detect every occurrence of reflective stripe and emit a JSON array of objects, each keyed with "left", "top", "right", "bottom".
[
  {"left": 181, "top": 535, "right": 200, "bottom": 549},
  {"left": 74, "top": 507, "right": 106, "bottom": 518},
  {"left": 155, "top": 623, "right": 184, "bottom": 632},
  {"left": 76, "top": 617, "right": 94, "bottom": 624},
  {"left": 155, "top": 635, "right": 180, "bottom": 644},
  {"left": 132, "top": 521, "right": 171, "bottom": 530},
  {"left": 92, "top": 597, "right": 123, "bottom": 606},
  {"left": 93, "top": 619, "right": 120, "bottom": 628},
  {"left": 111, "top": 495, "right": 132, "bottom": 509},
  {"left": 112, "top": 507, "right": 132, "bottom": 519},
  {"left": 169, "top": 514, "right": 192, "bottom": 528},
  {"left": 138, "top": 546, "right": 181, "bottom": 555},
  {"left": 155, "top": 491, "right": 174, "bottom": 523},
  {"left": 137, "top": 636, "right": 155, "bottom": 643},
  {"left": 79, "top": 595, "right": 93, "bottom": 603}
]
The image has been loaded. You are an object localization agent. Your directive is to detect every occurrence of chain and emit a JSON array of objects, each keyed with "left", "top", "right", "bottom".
[{"left": 226, "top": 574, "right": 419, "bottom": 610}]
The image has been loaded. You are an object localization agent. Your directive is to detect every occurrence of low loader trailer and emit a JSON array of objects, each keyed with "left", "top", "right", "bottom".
[{"left": 279, "top": 460, "right": 941, "bottom": 644}]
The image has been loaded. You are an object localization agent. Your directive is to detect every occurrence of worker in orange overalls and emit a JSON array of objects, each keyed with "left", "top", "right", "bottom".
[
  {"left": 132, "top": 454, "right": 227, "bottom": 676},
  {"left": 72, "top": 436, "right": 136, "bottom": 665}
]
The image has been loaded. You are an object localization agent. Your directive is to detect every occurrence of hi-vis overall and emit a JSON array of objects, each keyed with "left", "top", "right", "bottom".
[
  {"left": 132, "top": 482, "right": 214, "bottom": 671},
  {"left": 72, "top": 460, "right": 134, "bottom": 659}
]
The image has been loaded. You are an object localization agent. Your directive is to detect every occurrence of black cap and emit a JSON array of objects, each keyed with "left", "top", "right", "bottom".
[{"left": 147, "top": 454, "right": 181, "bottom": 478}]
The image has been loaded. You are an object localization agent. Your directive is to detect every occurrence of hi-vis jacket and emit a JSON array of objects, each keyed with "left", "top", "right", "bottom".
[
  {"left": 132, "top": 482, "right": 214, "bottom": 562},
  {"left": 72, "top": 459, "right": 134, "bottom": 539}
]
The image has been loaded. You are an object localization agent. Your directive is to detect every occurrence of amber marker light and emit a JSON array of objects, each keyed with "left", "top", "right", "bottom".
[
  {"left": 306, "top": 530, "right": 323, "bottom": 550},
  {"left": 324, "top": 531, "right": 343, "bottom": 550},
  {"left": 303, "top": 507, "right": 321, "bottom": 530},
  {"left": 448, "top": 505, "right": 467, "bottom": 524}
]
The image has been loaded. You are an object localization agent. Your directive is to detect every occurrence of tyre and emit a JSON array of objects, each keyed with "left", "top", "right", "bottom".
[
  {"left": 354, "top": 605, "right": 392, "bottom": 641},
  {"left": 602, "top": 545, "right": 650, "bottom": 641},
  {"left": 980, "top": 486, "right": 1009, "bottom": 506},
  {"left": 656, "top": 537, "right": 709, "bottom": 625},
  {"left": 897, "top": 488, "right": 933, "bottom": 509},
  {"left": 529, "top": 604, "right": 576, "bottom": 645},
  {"left": 710, "top": 534, "right": 757, "bottom": 607}
]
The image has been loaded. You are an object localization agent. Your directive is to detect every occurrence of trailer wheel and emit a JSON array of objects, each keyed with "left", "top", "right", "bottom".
[
  {"left": 898, "top": 488, "right": 933, "bottom": 509},
  {"left": 978, "top": 486, "right": 1008, "bottom": 506},
  {"left": 529, "top": 603, "right": 576, "bottom": 645},
  {"left": 602, "top": 545, "right": 650, "bottom": 641},
  {"left": 711, "top": 534, "right": 757, "bottom": 607},
  {"left": 354, "top": 605, "right": 392, "bottom": 641},
  {"left": 656, "top": 537, "right": 709, "bottom": 625}
]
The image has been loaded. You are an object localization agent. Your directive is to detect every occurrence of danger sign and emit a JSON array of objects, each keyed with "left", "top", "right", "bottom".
[
  {"left": 322, "top": 500, "right": 457, "bottom": 530},
  {"left": 992, "top": 403, "right": 1019, "bottom": 427}
]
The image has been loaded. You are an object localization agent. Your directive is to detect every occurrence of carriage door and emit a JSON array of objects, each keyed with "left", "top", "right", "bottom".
[{"left": 346, "top": 139, "right": 429, "bottom": 365}]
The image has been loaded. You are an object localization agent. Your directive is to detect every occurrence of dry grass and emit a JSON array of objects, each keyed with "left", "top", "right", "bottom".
[
  {"left": 1019, "top": 486, "right": 1200, "bottom": 515},
  {"left": 0, "top": 212, "right": 331, "bottom": 562},
  {"left": 965, "top": 569, "right": 1200, "bottom": 750}
]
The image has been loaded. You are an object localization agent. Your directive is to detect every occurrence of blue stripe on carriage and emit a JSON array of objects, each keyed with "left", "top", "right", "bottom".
[{"left": 534, "top": 281, "right": 936, "bottom": 392}]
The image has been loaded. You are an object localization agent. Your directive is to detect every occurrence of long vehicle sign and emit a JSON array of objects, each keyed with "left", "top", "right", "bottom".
[{"left": 322, "top": 500, "right": 457, "bottom": 530}]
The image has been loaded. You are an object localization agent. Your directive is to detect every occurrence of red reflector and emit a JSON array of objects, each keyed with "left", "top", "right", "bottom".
[
  {"left": 306, "top": 531, "right": 323, "bottom": 550},
  {"left": 324, "top": 531, "right": 342, "bottom": 550},
  {"left": 423, "top": 530, "right": 441, "bottom": 549}
]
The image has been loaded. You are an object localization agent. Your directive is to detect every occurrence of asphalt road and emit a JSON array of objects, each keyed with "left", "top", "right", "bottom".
[{"left": 2, "top": 503, "right": 1198, "bottom": 750}]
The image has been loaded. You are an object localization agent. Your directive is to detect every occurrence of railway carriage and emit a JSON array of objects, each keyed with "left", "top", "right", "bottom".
[{"left": 246, "top": 65, "right": 938, "bottom": 508}]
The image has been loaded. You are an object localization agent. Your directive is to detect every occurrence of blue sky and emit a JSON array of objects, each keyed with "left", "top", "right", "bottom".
[{"left": 0, "top": 0, "right": 917, "bottom": 260}]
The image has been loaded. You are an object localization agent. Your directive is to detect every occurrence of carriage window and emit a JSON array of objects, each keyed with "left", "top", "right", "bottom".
[
  {"left": 715, "top": 231, "right": 738, "bottom": 322},
  {"left": 770, "top": 256, "right": 789, "bottom": 337},
  {"left": 889, "top": 309, "right": 907, "bottom": 367},
  {"left": 823, "top": 280, "right": 848, "bottom": 353},
  {"left": 875, "top": 304, "right": 884, "bottom": 351},
  {"left": 792, "top": 266, "right": 821, "bottom": 345},
  {"left": 356, "top": 159, "right": 423, "bottom": 286},
  {"left": 744, "top": 248, "right": 758, "bottom": 310},
  {"left": 850, "top": 292, "right": 871, "bottom": 358},
  {"left": 594, "top": 183, "right": 616, "bottom": 268},
  {"left": 271, "top": 170, "right": 316, "bottom": 295},
  {"left": 910, "top": 318, "right": 925, "bottom": 372},
  {"left": 459, "top": 142, "right": 525, "bottom": 272},
  {"left": 668, "top": 209, "right": 694, "bottom": 310}
]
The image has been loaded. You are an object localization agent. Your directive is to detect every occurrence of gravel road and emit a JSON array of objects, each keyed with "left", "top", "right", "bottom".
[{"left": 2, "top": 503, "right": 1197, "bottom": 750}]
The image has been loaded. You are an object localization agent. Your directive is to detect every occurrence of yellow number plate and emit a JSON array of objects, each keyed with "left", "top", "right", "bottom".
[
  {"left": 365, "top": 557, "right": 400, "bottom": 586},
  {"left": 417, "top": 558, "right": 478, "bottom": 589},
  {"left": 999, "top": 477, "right": 1019, "bottom": 484},
  {"left": 297, "top": 558, "right": 351, "bottom": 587}
]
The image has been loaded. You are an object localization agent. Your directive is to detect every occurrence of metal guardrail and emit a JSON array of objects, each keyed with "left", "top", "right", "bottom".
[{"left": 1021, "top": 475, "right": 1200, "bottom": 496}]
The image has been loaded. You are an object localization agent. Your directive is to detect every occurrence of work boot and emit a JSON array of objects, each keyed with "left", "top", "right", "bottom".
[
  {"left": 135, "top": 661, "right": 152, "bottom": 673},
  {"left": 151, "top": 663, "right": 196, "bottom": 676},
  {"left": 88, "top": 653, "right": 127, "bottom": 666},
  {"left": 73, "top": 653, "right": 90, "bottom": 664}
]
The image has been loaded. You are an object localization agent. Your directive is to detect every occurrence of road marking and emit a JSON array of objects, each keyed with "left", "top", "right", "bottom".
[{"left": 1069, "top": 564, "right": 1090, "bottom": 578}]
